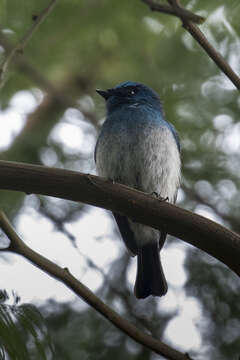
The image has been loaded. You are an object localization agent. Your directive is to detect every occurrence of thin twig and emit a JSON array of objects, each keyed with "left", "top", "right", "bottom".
[
  {"left": 0, "top": 210, "right": 193, "bottom": 360},
  {"left": 0, "top": 0, "right": 58, "bottom": 86},
  {"left": 142, "top": 0, "right": 240, "bottom": 90},
  {"left": 181, "top": 21, "right": 240, "bottom": 89},
  {"left": 0, "top": 30, "right": 98, "bottom": 126},
  {"left": 141, "top": 0, "right": 205, "bottom": 24}
]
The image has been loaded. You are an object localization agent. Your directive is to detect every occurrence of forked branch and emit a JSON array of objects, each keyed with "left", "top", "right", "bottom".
[{"left": 142, "top": 0, "right": 240, "bottom": 89}]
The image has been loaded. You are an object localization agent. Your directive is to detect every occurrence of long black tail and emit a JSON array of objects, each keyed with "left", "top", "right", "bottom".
[{"left": 134, "top": 242, "right": 168, "bottom": 299}]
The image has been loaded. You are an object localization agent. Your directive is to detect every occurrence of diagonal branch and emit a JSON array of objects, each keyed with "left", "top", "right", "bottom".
[
  {"left": 141, "top": 0, "right": 205, "bottom": 24},
  {"left": 0, "top": 211, "right": 192, "bottom": 360},
  {"left": 0, "top": 0, "right": 58, "bottom": 86},
  {"left": 0, "top": 160, "right": 240, "bottom": 278},
  {"left": 180, "top": 20, "right": 240, "bottom": 89},
  {"left": 142, "top": 0, "right": 240, "bottom": 90}
]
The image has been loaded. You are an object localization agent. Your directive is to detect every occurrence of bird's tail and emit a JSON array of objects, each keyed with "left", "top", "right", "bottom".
[{"left": 134, "top": 242, "right": 168, "bottom": 299}]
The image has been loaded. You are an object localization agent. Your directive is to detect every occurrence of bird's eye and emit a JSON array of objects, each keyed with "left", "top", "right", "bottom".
[{"left": 128, "top": 87, "right": 137, "bottom": 95}]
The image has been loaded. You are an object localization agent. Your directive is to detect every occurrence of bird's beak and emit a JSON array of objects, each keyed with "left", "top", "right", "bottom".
[{"left": 96, "top": 89, "right": 112, "bottom": 100}]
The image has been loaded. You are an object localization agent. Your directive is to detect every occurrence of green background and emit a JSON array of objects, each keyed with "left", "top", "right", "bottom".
[{"left": 0, "top": 0, "right": 240, "bottom": 359}]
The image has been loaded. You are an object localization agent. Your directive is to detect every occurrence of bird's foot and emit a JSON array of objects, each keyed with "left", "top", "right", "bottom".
[{"left": 151, "top": 192, "right": 169, "bottom": 202}]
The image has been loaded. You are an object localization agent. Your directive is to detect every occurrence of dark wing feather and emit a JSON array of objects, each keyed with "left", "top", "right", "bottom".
[
  {"left": 134, "top": 242, "right": 168, "bottom": 298},
  {"left": 113, "top": 213, "right": 138, "bottom": 256},
  {"left": 159, "top": 230, "right": 167, "bottom": 250}
]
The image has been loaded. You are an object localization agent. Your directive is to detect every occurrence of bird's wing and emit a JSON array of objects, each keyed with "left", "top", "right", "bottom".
[
  {"left": 168, "top": 122, "right": 181, "bottom": 152},
  {"left": 159, "top": 230, "right": 167, "bottom": 250},
  {"left": 94, "top": 139, "right": 99, "bottom": 163},
  {"left": 113, "top": 213, "right": 138, "bottom": 256}
]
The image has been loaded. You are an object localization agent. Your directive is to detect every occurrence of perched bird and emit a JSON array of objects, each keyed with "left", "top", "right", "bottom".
[{"left": 95, "top": 81, "right": 181, "bottom": 299}]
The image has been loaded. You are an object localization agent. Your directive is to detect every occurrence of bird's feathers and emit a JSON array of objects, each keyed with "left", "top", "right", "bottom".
[
  {"left": 113, "top": 213, "right": 138, "bottom": 256},
  {"left": 96, "top": 116, "right": 180, "bottom": 202},
  {"left": 95, "top": 82, "right": 181, "bottom": 298},
  {"left": 134, "top": 242, "right": 168, "bottom": 299}
]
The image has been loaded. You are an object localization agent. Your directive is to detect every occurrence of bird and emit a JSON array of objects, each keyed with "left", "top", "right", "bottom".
[{"left": 95, "top": 81, "right": 181, "bottom": 299}]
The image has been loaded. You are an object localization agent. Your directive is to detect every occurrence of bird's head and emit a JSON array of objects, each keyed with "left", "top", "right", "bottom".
[{"left": 96, "top": 81, "right": 162, "bottom": 113}]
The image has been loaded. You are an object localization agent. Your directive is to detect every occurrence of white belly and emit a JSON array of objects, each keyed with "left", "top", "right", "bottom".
[{"left": 96, "top": 125, "right": 181, "bottom": 203}]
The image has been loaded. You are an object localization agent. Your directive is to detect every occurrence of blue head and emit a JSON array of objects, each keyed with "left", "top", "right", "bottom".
[{"left": 96, "top": 81, "right": 163, "bottom": 114}]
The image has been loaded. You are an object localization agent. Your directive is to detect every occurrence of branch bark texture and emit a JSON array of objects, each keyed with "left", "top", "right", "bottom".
[{"left": 0, "top": 160, "right": 240, "bottom": 278}]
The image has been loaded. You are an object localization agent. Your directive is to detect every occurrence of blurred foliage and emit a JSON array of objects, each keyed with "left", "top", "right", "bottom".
[
  {"left": 0, "top": 290, "right": 54, "bottom": 359},
  {"left": 0, "top": 0, "right": 240, "bottom": 359}
]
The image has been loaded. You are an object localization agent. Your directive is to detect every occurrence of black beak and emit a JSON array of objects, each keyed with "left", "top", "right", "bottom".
[{"left": 96, "top": 89, "right": 112, "bottom": 100}]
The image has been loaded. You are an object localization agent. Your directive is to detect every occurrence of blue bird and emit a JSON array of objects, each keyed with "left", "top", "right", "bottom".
[{"left": 95, "top": 81, "right": 181, "bottom": 299}]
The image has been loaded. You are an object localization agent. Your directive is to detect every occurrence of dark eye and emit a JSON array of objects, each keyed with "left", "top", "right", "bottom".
[{"left": 128, "top": 87, "right": 137, "bottom": 95}]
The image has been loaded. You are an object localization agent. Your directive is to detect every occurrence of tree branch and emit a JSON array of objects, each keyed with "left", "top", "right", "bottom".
[
  {"left": 0, "top": 211, "right": 192, "bottom": 360},
  {"left": 141, "top": 0, "right": 205, "bottom": 24},
  {"left": 0, "top": 160, "right": 240, "bottom": 278},
  {"left": 142, "top": 0, "right": 240, "bottom": 90},
  {"left": 0, "top": 0, "right": 58, "bottom": 86}
]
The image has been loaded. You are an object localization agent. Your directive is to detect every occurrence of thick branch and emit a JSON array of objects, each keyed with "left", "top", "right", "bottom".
[
  {"left": 142, "top": 0, "right": 240, "bottom": 90},
  {"left": 0, "top": 0, "right": 58, "bottom": 86},
  {"left": 0, "top": 160, "right": 240, "bottom": 278},
  {"left": 0, "top": 211, "right": 192, "bottom": 360}
]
